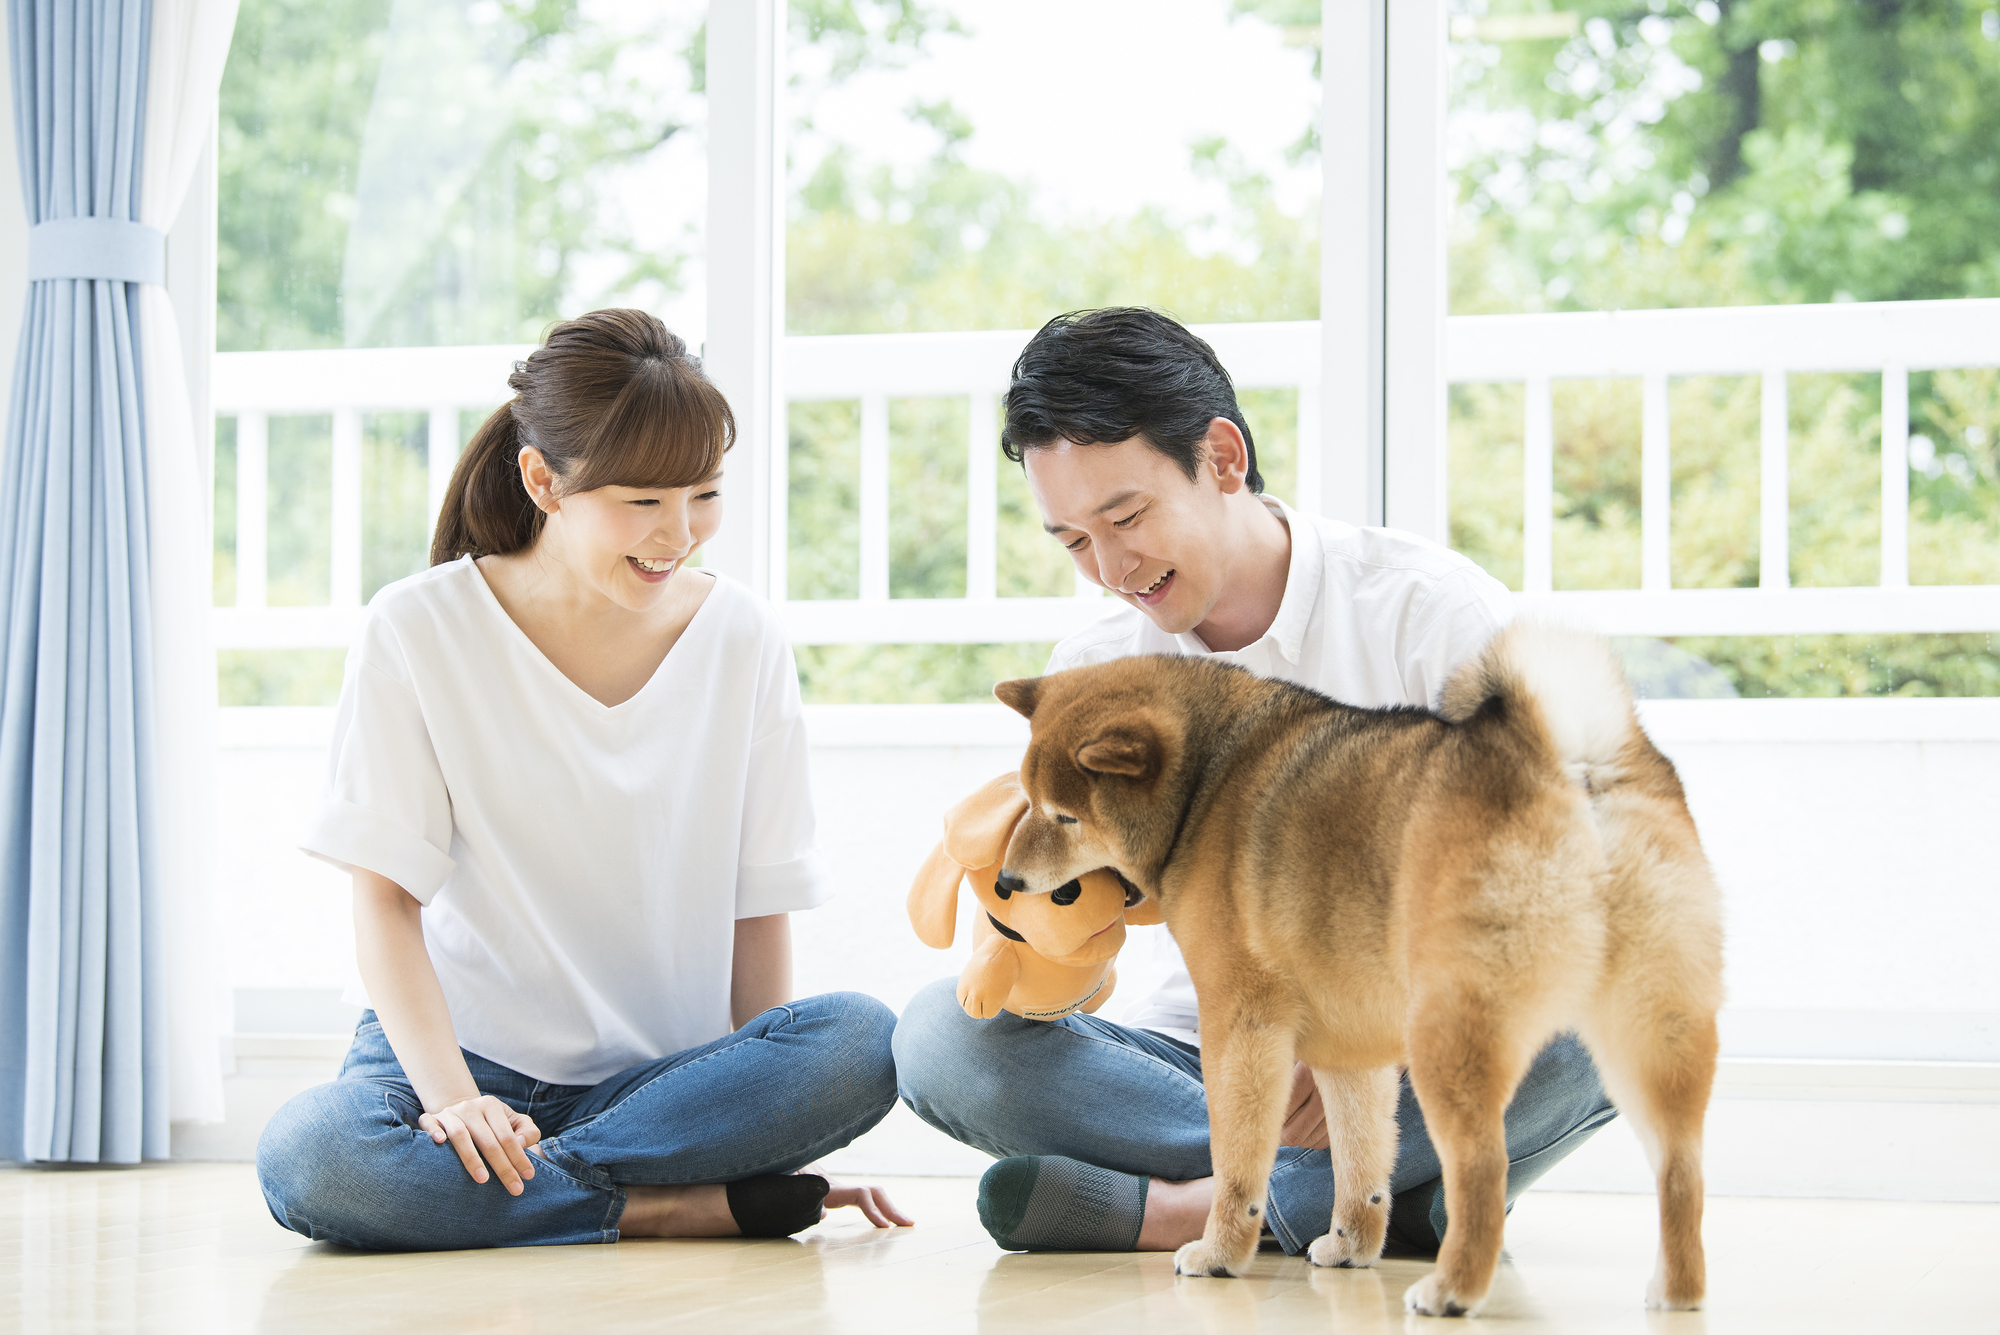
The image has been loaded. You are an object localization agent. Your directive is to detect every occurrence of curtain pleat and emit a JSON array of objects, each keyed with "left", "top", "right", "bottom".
[{"left": 2, "top": 0, "right": 166, "bottom": 1164}]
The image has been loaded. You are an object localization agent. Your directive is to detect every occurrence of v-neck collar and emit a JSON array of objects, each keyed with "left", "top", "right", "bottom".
[{"left": 459, "top": 555, "right": 723, "bottom": 713}]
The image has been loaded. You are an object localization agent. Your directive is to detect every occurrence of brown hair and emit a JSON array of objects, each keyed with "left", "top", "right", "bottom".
[{"left": 430, "top": 309, "right": 735, "bottom": 564}]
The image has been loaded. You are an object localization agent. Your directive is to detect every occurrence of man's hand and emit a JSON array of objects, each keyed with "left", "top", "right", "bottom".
[
  {"left": 1278, "top": 1061, "right": 1331, "bottom": 1150},
  {"left": 419, "top": 1094, "right": 542, "bottom": 1194}
]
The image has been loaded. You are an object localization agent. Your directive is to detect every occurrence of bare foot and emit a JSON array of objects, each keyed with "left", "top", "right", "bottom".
[
  {"left": 1137, "top": 1177, "right": 1215, "bottom": 1251},
  {"left": 616, "top": 1183, "right": 740, "bottom": 1238}
]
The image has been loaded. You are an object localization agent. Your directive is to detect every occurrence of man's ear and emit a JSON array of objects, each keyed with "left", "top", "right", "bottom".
[
  {"left": 1203, "top": 417, "right": 1251, "bottom": 495},
  {"left": 994, "top": 677, "right": 1040, "bottom": 718},
  {"left": 1076, "top": 729, "right": 1156, "bottom": 778}
]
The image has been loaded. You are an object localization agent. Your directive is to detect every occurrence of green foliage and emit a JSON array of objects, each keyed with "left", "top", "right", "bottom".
[{"left": 1442, "top": 1, "right": 2000, "bottom": 693}]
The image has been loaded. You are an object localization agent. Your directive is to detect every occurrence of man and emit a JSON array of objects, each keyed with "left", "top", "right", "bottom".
[{"left": 891, "top": 308, "right": 1617, "bottom": 1257}]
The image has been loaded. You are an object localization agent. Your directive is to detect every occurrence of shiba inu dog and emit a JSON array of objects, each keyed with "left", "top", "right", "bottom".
[{"left": 992, "top": 624, "right": 1723, "bottom": 1316}]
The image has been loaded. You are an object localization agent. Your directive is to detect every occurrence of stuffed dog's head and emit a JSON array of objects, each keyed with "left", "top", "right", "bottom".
[
  {"left": 906, "top": 771, "right": 1160, "bottom": 967},
  {"left": 992, "top": 659, "right": 1186, "bottom": 901}
]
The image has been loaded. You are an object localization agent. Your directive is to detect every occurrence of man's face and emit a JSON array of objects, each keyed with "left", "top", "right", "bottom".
[{"left": 1023, "top": 435, "right": 1234, "bottom": 637}]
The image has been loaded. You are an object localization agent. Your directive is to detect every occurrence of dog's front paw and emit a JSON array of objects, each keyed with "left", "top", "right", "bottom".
[
  {"left": 1644, "top": 1274, "right": 1703, "bottom": 1311},
  {"left": 1404, "top": 1271, "right": 1479, "bottom": 1318},
  {"left": 1309, "top": 1196, "right": 1389, "bottom": 1268},
  {"left": 1173, "top": 1237, "right": 1248, "bottom": 1279},
  {"left": 1308, "top": 1228, "right": 1374, "bottom": 1269}
]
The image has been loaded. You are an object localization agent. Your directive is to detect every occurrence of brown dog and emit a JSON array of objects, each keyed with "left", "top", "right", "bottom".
[{"left": 991, "top": 624, "right": 1722, "bottom": 1316}]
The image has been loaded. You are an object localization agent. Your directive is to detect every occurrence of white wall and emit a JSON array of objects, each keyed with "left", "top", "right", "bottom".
[{"left": 194, "top": 699, "right": 2000, "bottom": 1197}]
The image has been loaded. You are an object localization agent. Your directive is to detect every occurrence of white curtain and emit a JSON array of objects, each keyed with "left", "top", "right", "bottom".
[{"left": 139, "top": 0, "right": 238, "bottom": 1128}]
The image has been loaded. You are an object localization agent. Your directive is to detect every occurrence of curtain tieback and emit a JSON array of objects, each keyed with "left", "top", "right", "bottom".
[{"left": 26, "top": 217, "right": 167, "bottom": 285}]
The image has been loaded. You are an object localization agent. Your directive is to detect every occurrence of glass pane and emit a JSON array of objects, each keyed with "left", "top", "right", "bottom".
[
  {"left": 217, "top": 0, "right": 709, "bottom": 695},
  {"left": 785, "top": 1, "right": 1322, "bottom": 692},
  {"left": 1445, "top": 3, "right": 2000, "bottom": 691},
  {"left": 220, "top": 0, "right": 709, "bottom": 353}
]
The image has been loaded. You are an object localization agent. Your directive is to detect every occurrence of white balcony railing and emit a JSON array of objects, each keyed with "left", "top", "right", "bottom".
[{"left": 212, "top": 299, "right": 2000, "bottom": 651}]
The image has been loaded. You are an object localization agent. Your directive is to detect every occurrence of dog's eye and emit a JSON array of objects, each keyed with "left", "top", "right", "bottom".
[{"left": 1055, "top": 814, "right": 1078, "bottom": 825}]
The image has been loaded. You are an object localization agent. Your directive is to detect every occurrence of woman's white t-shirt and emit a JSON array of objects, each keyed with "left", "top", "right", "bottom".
[{"left": 299, "top": 556, "right": 833, "bottom": 1085}]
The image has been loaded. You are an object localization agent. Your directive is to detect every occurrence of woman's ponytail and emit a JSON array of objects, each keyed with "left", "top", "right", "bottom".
[
  {"left": 427, "top": 309, "right": 733, "bottom": 567},
  {"left": 429, "top": 401, "right": 543, "bottom": 565}
]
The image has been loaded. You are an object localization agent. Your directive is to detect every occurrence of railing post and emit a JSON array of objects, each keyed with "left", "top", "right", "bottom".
[
  {"left": 1641, "top": 371, "right": 1671, "bottom": 592},
  {"left": 1881, "top": 363, "right": 1909, "bottom": 588},
  {"left": 235, "top": 412, "right": 267, "bottom": 608},
  {"left": 966, "top": 393, "right": 997, "bottom": 601},
  {"left": 427, "top": 405, "right": 459, "bottom": 538},
  {"left": 1760, "top": 369, "right": 1790, "bottom": 590},
  {"left": 332, "top": 408, "right": 364, "bottom": 607},
  {"left": 859, "top": 394, "right": 890, "bottom": 602},
  {"left": 1523, "top": 376, "right": 1553, "bottom": 594}
]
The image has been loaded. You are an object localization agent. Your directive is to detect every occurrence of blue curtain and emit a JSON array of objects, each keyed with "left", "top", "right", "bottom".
[{"left": 1, "top": 0, "right": 168, "bottom": 1163}]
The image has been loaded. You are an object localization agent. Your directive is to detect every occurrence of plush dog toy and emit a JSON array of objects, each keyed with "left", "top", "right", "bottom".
[{"left": 908, "top": 771, "right": 1163, "bottom": 1021}]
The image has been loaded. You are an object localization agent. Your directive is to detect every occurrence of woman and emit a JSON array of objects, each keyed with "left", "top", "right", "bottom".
[{"left": 257, "top": 309, "right": 909, "bottom": 1250}]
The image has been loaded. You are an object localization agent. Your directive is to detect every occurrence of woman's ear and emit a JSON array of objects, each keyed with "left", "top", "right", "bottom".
[
  {"left": 907, "top": 841, "right": 964, "bottom": 949},
  {"left": 518, "top": 446, "right": 559, "bottom": 513}
]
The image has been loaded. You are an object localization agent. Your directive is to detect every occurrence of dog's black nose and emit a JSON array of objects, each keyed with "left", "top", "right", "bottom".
[
  {"left": 1051, "top": 880, "right": 1082, "bottom": 906},
  {"left": 994, "top": 871, "right": 1024, "bottom": 899}
]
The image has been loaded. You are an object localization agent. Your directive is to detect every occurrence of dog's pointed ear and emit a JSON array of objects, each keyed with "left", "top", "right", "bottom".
[
  {"left": 1076, "top": 728, "right": 1157, "bottom": 778},
  {"left": 907, "top": 840, "right": 964, "bottom": 949},
  {"left": 994, "top": 677, "right": 1040, "bottom": 718}
]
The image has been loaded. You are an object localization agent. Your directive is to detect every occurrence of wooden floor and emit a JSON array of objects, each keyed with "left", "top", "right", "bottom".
[{"left": 4, "top": 1163, "right": 1997, "bottom": 1333}]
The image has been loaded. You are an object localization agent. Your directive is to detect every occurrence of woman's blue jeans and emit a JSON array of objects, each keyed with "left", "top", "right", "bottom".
[
  {"left": 257, "top": 991, "right": 897, "bottom": 1251},
  {"left": 892, "top": 977, "right": 1619, "bottom": 1256}
]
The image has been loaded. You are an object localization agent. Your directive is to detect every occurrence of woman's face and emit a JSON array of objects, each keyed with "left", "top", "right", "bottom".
[{"left": 524, "top": 448, "right": 723, "bottom": 611}]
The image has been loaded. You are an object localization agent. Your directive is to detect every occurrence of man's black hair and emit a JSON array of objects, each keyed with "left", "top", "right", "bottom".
[{"left": 1000, "top": 307, "right": 1263, "bottom": 493}]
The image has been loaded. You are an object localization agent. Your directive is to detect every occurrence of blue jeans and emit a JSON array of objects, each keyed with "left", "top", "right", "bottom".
[
  {"left": 892, "top": 977, "right": 1618, "bottom": 1256},
  {"left": 257, "top": 991, "right": 897, "bottom": 1250}
]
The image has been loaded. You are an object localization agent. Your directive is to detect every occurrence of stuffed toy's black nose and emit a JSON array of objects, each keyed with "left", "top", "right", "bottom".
[
  {"left": 994, "top": 871, "right": 1025, "bottom": 898},
  {"left": 1051, "top": 880, "right": 1082, "bottom": 906}
]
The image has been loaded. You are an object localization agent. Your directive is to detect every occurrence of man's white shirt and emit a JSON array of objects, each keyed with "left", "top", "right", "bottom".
[{"left": 1043, "top": 497, "right": 1513, "bottom": 1046}]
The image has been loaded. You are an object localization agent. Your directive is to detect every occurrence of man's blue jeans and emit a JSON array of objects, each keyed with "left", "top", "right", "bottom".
[
  {"left": 893, "top": 977, "right": 1618, "bottom": 1255},
  {"left": 257, "top": 992, "right": 897, "bottom": 1251}
]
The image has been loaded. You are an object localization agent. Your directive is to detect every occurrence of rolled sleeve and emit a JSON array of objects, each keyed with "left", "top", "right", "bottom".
[
  {"left": 301, "top": 796, "right": 457, "bottom": 904},
  {"left": 736, "top": 851, "right": 836, "bottom": 918},
  {"left": 298, "top": 647, "right": 456, "bottom": 904},
  {"left": 735, "top": 630, "right": 830, "bottom": 919}
]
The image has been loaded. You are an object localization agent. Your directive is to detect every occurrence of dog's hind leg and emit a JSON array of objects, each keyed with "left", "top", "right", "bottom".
[
  {"left": 1579, "top": 1005, "right": 1717, "bottom": 1311},
  {"left": 1402, "top": 1003, "right": 1541, "bottom": 1318},
  {"left": 1305, "top": 1065, "right": 1400, "bottom": 1269},
  {"left": 1173, "top": 1004, "right": 1296, "bottom": 1279}
]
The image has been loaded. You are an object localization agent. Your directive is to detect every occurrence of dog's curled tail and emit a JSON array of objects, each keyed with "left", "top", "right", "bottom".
[{"left": 1438, "top": 622, "right": 1639, "bottom": 782}]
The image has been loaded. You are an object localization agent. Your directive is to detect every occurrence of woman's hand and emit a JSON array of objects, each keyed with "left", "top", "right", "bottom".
[
  {"left": 419, "top": 1094, "right": 543, "bottom": 1194},
  {"left": 820, "top": 1177, "right": 916, "bottom": 1228},
  {"left": 1279, "top": 1061, "right": 1332, "bottom": 1151}
]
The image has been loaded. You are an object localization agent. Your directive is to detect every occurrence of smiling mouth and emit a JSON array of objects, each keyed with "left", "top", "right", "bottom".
[
  {"left": 629, "top": 555, "right": 677, "bottom": 579},
  {"left": 1130, "top": 570, "right": 1174, "bottom": 605}
]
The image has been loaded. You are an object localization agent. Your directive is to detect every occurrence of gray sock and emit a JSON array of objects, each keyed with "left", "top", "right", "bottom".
[{"left": 977, "top": 1155, "right": 1148, "bottom": 1252}]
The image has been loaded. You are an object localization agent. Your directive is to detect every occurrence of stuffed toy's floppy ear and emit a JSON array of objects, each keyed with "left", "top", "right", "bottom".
[
  {"left": 907, "top": 840, "right": 964, "bottom": 949},
  {"left": 940, "top": 772, "right": 1029, "bottom": 869},
  {"left": 993, "top": 677, "right": 1040, "bottom": 718}
]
